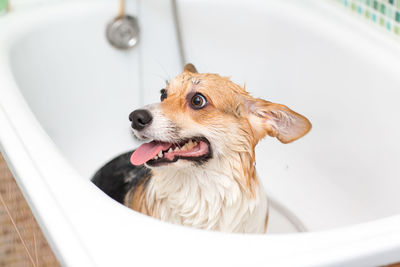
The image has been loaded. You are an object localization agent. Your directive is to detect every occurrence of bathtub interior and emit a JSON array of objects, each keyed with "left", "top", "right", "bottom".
[
  {"left": 7, "top": 0, "right": 400, "bottom": 236},
  {"left": 9, "top": 6, "right": 144, "bottom": 178}
]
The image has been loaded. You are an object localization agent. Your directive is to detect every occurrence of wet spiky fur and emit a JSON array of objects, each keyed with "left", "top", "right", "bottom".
[{"left": 93, "top": 64, "right": 311, "bottom": 233}]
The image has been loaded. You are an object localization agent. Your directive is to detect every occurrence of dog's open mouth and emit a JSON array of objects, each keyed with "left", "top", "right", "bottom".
[{"left": 130, "top": 137, "right": 211, "bottom": 166}]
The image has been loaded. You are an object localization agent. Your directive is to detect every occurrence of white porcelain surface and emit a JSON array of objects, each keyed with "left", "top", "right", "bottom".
[{"left": 1, "top": 0, "right": 400, "bottom": 266}]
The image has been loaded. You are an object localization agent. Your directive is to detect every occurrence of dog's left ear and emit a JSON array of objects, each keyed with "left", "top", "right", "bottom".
[
  {"left": 242, "top": 97, "right": 311, "bottom": 144},
  {"left": 184, "top": 63, "right": 198, "bottom": 73}
]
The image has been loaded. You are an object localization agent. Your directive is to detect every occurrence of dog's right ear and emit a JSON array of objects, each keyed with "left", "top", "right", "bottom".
[{"left": 184, "top": 63, "right": 198, "bottom": 73}]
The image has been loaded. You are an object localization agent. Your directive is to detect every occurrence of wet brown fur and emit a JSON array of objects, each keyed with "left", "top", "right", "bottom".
[
  {"left": 125, "top": 173, "right": 153, "bottom": 215},
  {"left": 127, "top": 64, "right": 311, "bottom": 228},
  {"left": 157, "top": 66, "right": 310, "bottom": 197}
]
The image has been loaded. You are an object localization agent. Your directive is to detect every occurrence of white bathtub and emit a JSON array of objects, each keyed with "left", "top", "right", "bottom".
[{"left": 1, "top": 0, "right": 400, "bottom": 266}]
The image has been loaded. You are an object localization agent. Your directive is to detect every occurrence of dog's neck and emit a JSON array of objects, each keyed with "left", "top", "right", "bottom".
[{"left": 142, "top": 152, "right": 268, "bottom": 233}]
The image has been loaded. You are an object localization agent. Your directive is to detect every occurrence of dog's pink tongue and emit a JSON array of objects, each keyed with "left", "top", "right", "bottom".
[{"left": 130, "top": 141, "right": 171, "bottom": 166}]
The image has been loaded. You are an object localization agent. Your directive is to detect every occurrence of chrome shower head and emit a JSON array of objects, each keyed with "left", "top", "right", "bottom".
[{"left": 106, "top": 15, "right": 139, "bottom": 50}]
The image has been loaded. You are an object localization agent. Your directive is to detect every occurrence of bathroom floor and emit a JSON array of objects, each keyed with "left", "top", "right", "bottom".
[{"left": 0, "top": 153, "right": 59, "bottom": 267}]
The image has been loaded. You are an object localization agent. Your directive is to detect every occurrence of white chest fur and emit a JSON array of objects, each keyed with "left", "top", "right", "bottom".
[{"left": 145, "top": 161, "right": 268, "bottom": 233}]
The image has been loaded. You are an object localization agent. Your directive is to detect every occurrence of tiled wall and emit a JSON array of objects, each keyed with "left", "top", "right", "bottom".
[
  {"left": 3, "top": 0, "right": 400, "bottom": 37},
  {"left": 335, "top": 0, "right": 400, "bottom": 36}
]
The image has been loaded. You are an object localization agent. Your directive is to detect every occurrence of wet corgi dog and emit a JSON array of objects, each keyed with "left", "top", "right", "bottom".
[{"left": 92, "top": 64, "right": 311, "bottom": 233}]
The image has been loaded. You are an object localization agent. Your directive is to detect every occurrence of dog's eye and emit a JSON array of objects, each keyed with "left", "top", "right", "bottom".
[
  {"left": 160, "top": 89, "right": 167, "bottom": 102},
  {"left": 190, "top": 93, "right": 207, "bottom": 109}
]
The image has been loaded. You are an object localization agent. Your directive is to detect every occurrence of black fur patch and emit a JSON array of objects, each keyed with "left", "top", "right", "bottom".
[{"left": 91, "top": 150, "right": 151, "bottom": 204}]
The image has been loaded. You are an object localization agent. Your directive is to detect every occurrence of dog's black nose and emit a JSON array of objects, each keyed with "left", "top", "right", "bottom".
[{"left": 129, "top": 109, "right": 153, "bottom": 130}]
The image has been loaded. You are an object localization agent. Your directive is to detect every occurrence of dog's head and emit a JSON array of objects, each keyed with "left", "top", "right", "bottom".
[{"left": 129, "top": 64, "right": 311, "bottom": 170}]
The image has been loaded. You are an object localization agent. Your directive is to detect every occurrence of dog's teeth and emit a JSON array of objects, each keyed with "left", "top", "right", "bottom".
[
  {"left": 168, "top": 148, "right": 173, "bottom": 153},
  {"left": 158, "top": 151, "right": 163, "bottom": 158},
  {"left": 174, "top": 147, "right": 180, "bottom": 152},
  {"left": 154, "top": 156, "right": 158, "bottom": 160},
  {"left": 187, "top": 140, "right": 194, "bottom": 149}
]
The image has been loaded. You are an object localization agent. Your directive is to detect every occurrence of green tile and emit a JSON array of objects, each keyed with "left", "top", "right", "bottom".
[
  {"left": 373, "top": 0, "right": 379, "bottom": 9},
  {"left": 0, "top": 0, "right": 7, "bottom": 13},
  {"left": 380, "top": 3, "right": 386, "bottom": 14},
  {"left": 379, "top": 17, "right": 385, "bottom": 25},
  {"left": 388, "top": 6, "right": 394, "bottom": 19},
  {"left": 396, "top": 11, "right": 400, "bottom": 21},
  {"left": 394, "top": 25, "right": 400, "bottom": 34}
]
